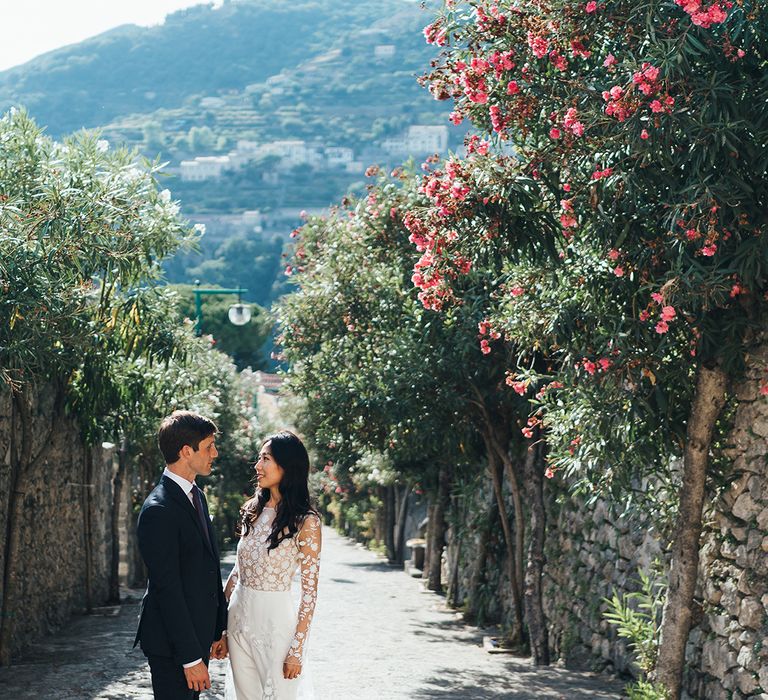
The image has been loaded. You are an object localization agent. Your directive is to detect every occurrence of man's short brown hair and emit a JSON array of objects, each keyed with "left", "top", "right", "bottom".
[{"left": 157, "top": 411, "right": 218, "bottom": 464}]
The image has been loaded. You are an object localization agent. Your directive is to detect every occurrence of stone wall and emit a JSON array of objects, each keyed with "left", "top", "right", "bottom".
[
  {"left": 0, "top": 387, "right": 115, "bottom": 657},
  {"left": 440, "top": 344, "right": 768, "bottom": 699},
  {"left": 540, "top": 343, "right": 768, "bottom": 699}
]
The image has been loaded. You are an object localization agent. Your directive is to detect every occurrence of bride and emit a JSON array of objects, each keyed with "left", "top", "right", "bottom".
[{"left": 224, "top": 431, "right": 321, "bottom": 699}]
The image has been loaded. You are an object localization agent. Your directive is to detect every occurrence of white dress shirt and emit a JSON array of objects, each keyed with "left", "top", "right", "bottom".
[{"left": 162, "top": 468, "right": 203, "bottom": 668}]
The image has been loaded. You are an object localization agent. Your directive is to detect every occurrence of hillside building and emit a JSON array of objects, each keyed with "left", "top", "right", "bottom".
[{"left": 381, "top": 125, "right": 449, "bottom": 157}]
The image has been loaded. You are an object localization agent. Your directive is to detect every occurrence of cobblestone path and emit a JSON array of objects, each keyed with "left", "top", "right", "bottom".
[{"left": 0, "top": 528, "right": 625, "bottom": 699}]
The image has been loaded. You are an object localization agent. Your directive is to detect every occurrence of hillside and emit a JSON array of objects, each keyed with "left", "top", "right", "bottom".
[
  {"left": 0, "top": 0, "right": 422, "bottom": 137},
  {"left": 0, "top": 0, "right": 459, "bottom": 322}
]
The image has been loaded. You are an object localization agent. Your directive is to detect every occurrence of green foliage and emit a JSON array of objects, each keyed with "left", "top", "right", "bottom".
[
  {"left": 170, "top": 284, "right": 273, "bottom": 370},
  {"left": 604, "top": 570, "right": 667, "bottom": 697},
  {"left": 0, "top": 108, "right": 195, "bottom": 434}
]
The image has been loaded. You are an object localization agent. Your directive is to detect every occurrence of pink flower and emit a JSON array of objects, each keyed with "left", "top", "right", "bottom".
[
  {"left": 521, "top": 426, "right": 534, "bottom": 438},
  {"left": 449, "top": 111, "right": 463, "bottom": 125},
  {"left": 760, "top": 384, "right": 768, "bottom": 396},
  {"left": 591, "top": 168, "right": 613, "bottom": 180},
  {"left": 730, "top": 284, "right": 742, "bottom": 298},
  {"left": 613, "top": 266, "right": 625, "bottom": 277},
  {"left": 510, "top": 286, "right": 525, "bottom": 297},
  {"left": 528, "top": 32, "right": 549, "bottom": 59},
  {"left": 480, "top": 339, "right": 492, "bottom": 355},
  {"left": 549, "top": 127, "right": 562, "bottom": 139},
  {"left": 650, "top": 100, "right": 664, "bottom": 113},
  {"left": 507, "top": 80, "right": 520, "bottom": 95},
  {"left": 640, "top": 129, "right": 650, "bottom": 140},
  {"left": 544, "top": 466, "right": 555, "bottom": 479},
  {"left": 686, "top": 228, "right": 699, "bottom": 240},
  {"left": 585, "top": 1, "right": 597, "bottom": 12},
  {"left": 639, "top": 310, "right": 650, "bottom": 321},
  {"left": 661, "top": 305, "right": 676, "bottom": 321},
  {"left": 511, "top": 381, "right": 528, "bottom": 396},
  {"left": 608, "top": 249, "right": 620, "bottom": 260},
  {"left": 563, "top": 183, "right": 571, "bottom": 192},
  {"left": 702, "top": 243, "right": 717, "bottom": 256},
  {"left": 598, "top": 358, "right": 612, "bottom": 371},
  {"left": 655, "top": 320, "right": 669, "bottom": 334},
  {"left": 651, "top": 292, "right": 664, "bottom": 304},
  {"left": 603, "top": 54, "right": 617, "bottom": 67},
  {"left": 582, "top": 359, "right": 597, "bottom": 375}
]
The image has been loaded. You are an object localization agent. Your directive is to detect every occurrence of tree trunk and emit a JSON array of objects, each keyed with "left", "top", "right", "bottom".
[
  {"left": 0, "top": 392, "right": 24, "bottom": 666},
  {"left": 108, "top": 439, "right": 128, "bottom": 603},
  {"left": 496, "top": 442, "right": 525, "bottom": 624},
  {"left": 393, "top": 485, "right": 409, "bottom": 565},
  {"left": 422, "top": 502, "right": 434, "bottom": 578},
  {"left": 427, "top": 466, "right": 451, "bottom": 592},
  {"left": 466, "top": 497, "right": 497, "bottom": 624},
  {"left": 384, "top": 485, "right": 396, "bottom": 563},
  {"left": 82, "top": 449, "right": 95, "bottom": 613},
  {"left": 655, "top": 364, "right": 728, "bottom": 699},
  {"left": 485, "top": 442, "right": 524, "bottom": 643},
  {"left": 523, "top": 439, "right": 549, "bottom": 665}
]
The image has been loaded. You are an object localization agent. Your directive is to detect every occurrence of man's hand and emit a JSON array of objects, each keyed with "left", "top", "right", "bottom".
[
  {"left": 183, "top": 661, "right": 211, "bottom": 692},
  {"left": 283, "top": 656, "right": 302, "bottom": 680},
  {"left": 210, "top": 635, "right": 228, "bottom": 660}
]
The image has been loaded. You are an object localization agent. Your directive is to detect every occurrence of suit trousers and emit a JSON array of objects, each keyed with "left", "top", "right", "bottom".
[{"left": 146, "top": 654, "right": 208, "bottom": 700}]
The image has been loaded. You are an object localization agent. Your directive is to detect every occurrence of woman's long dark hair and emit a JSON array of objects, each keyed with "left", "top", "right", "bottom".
[{"left": 240, "top": 430, "right": 317, "bottom": 550}]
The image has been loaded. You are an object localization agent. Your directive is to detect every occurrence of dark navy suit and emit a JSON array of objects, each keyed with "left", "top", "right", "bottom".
[{"left": 135, "top": 474, "right": 227, "bottom": 699}]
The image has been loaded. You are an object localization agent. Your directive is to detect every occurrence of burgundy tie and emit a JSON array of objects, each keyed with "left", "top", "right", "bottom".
[{"left": 192, "top": 485, "right": 212, "bottom": 550}]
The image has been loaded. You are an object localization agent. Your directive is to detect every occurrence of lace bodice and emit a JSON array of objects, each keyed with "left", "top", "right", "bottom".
[{"left": 226, "top": 508, "right": 321, "bottom": 662}]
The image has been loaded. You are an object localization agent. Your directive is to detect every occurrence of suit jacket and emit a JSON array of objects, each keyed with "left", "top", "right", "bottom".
[{"left": 134, "top": 474, "right": 227, "bottom": 665}]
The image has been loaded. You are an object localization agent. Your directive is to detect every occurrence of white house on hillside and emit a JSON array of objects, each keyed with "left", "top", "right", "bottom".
[
  {"left": 381, "top": 125, "right": 449, "bottom": 157},
  {"left": 179, "top": 156, "right": 232, "bottom": 181}
]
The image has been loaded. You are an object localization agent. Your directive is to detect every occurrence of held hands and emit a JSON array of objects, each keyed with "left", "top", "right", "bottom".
[
  {"left": 183, "top": 661, "right": 211, "bottom": 692},
  {"left": 283, "top": 655, "right": 302, "bottom": 680},
  {"left": 210, "top": 635, "right": 229, "bottom": 660}
]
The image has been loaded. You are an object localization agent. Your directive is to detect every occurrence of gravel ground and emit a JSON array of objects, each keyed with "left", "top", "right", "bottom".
[{"left": 0, "top": 527, "right": 626, "bottom": 699}]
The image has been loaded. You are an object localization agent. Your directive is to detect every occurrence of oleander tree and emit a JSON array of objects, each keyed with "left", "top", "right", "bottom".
[
  {"left": 0, "top": 109, "right": 257, "bottom": 659},
  {"left": 277, "top": 178, "right": 465, "bottom": 570},
  {"left": 409, "top": 0, "right": 768, "bottom": 694},
  {"left": 278, "top": 169, "right": 554, "bottom": 650}
]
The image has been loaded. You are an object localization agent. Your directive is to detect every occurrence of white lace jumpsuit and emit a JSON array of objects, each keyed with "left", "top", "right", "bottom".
[{"left": 224, "top": 508, "right": 321, "bottom": 700}]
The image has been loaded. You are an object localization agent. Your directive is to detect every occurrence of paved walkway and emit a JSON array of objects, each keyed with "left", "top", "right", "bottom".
[{"left": 0, "top": 528, "right": 626, "bottom": 699}]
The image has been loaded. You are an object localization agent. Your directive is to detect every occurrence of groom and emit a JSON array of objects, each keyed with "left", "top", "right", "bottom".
[{"left": 135, "top": 410, "right": 228, "bottom": 699}]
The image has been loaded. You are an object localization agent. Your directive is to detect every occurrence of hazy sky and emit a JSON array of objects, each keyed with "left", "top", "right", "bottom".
[{"left": 0, "top": 0, "right": 220, "bottom": 71}]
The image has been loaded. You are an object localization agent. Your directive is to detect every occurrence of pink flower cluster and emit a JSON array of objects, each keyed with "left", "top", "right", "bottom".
[
  {"left": 404, "top": 212, "right": 454, "bottom": 311},
  {"left": 562, "top": 107, "right": 585, "bottom": 136},
  {"left": 475, "top": 4, "right": 507, "bottom": 33},
  {"left": 534, "top": 380, "right": 564, "bottom": 401},
  {"left": 580, "top": 357, "right": 612, "bottom": 375},
  {"left": 423, "top": 22, "right": 447, "bottom": 46},
  {"left": 591, "top": 167, "right": 613, "bottom": 180},
  {"left": 560, "top": 198, "right": 577, "bottom": 238},
  {"left": 641, "top": 293, "right": 678, "bottom": 334},
  {"left": 675, "top": 0, "right": 731, "bottom": 28},
  {"left": 505, "top": 372, "right": 528, "bottom": 395},
  {"left": 603, "top": 63, "right": 675, "bottom": 123},
  {"left": 478, "top": 319, "right": 501, "bottom": 355},
  {"left": 521, "top": 414, "right": 541, "bottom": 439},
  {"left": 527, "top": 31, "right": 549, "bottom": 59}
]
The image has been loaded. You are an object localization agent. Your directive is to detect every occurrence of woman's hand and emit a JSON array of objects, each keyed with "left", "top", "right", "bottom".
[{"left": 283, "top": 656, "right": 302, "bottom": 680}]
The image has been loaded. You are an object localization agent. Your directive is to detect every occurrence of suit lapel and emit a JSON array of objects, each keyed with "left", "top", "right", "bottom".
[{"left": 160, "top": 475, "right": 216, "bottom": 558}]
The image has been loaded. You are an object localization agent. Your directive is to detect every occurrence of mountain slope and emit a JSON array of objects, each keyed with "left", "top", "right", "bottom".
[{"left": 0, "top": 0, "right": 426, "bottom": 136}]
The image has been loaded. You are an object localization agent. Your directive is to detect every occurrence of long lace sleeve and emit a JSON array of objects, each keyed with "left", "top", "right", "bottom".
[
  {"left": 287, "top": 514, "right": 322, "bottom": 663},
  {"left": 224, "top": 559, "right": 239, "bottom": 602}
]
